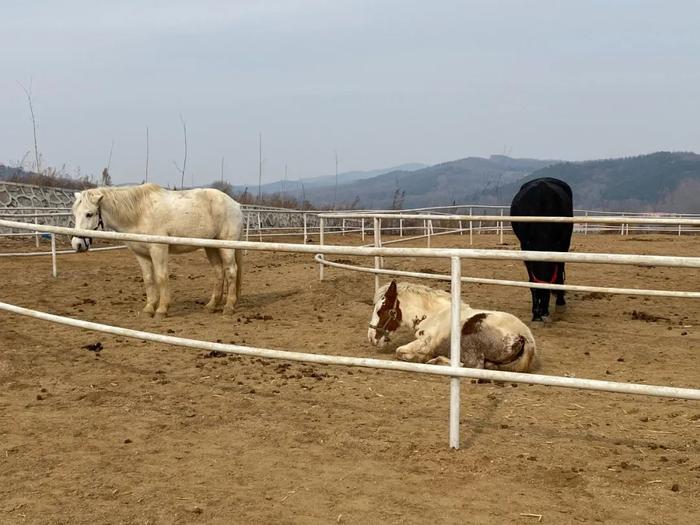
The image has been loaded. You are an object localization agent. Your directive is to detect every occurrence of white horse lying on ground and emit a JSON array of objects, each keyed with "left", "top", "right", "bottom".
[
  {"left": 71, "top": 183, "right": 244, "bottom": 318},
  {"left": 367, "top": 281, "right": 537, "bottom": 372}
]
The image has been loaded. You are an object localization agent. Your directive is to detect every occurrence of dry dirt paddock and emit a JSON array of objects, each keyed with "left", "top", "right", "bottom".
[{"left": 1, "top": 231, "right": 699, "bottom": 524}]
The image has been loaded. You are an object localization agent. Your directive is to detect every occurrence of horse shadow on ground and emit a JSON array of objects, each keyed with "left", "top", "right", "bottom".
[
  {"left": 162, "top": 289, "right": 302, "bottom": 318},
  {"left": 235, "top": 289, "right": 301, "bottom": 309}
]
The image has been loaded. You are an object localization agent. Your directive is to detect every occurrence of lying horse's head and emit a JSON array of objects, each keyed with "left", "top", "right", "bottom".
[
  {"left": 367, "top": 280, "right": 403, "bottom": 348},
  {"left": 70, "top": 191, "right": 104, "bottom": 252}
]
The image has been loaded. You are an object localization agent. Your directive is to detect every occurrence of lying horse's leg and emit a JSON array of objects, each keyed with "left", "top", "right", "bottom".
[
  {"left": 204, "top": 248, "right": 225, "bottom": 312},
  {"left": 219, "top": 248, "right": 239, "bottom": 316},
  {"left": 396, "top": 336, "right": 435, "bottom": 363},
  {"left": 150, "top": 244, "right": 171, "bottom": 318},
  {"left": 134, "top": 253, "right": 158, "bottom": 316},
  {"left": 426, "top": 356, "right": 453, "bottom": 366}
]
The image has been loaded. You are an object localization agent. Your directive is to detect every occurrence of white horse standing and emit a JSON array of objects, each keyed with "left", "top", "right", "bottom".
[
  {"left": 71, "top": 183, "right": 244, "bottom": 318},
  {"left": 368, "top": 281, "right": 537, "bottom": 372}
]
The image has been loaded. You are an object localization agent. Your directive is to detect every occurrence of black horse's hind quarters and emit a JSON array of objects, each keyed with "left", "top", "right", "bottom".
[{"left": 510, "top": 177, "right": 573, "bottom": 322}]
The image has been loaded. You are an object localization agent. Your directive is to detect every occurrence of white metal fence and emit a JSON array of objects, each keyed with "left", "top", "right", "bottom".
[{"left": 1, "top": 218, "right": 699, "bottom": 449}]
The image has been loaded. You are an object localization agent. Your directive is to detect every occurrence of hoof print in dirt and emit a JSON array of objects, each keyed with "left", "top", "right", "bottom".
[
  {"left": 81, "top": 342, "right": 103, "bottom": 352},
  {"left": 629, "top": 310, "right": 669, "bottom": 322}
]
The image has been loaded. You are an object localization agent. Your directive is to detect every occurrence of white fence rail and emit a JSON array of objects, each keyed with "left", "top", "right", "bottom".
[{"left": 0, "top": 218, "right": 699, "bottom": 449}]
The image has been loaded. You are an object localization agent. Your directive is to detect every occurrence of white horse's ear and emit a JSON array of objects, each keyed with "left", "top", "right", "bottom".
[
  {"left": 74, "top": 192, "right": 81, "bottom": 199},
  {"left": 95, "top": 194, "right": 104, "bottom": 205}
]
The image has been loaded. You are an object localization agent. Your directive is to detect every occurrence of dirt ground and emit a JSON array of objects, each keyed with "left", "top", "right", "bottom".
[{"left": 1, "top": 231, "right": 699, "bottom": 524}]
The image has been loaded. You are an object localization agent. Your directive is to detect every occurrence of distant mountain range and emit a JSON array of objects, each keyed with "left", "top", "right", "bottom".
[
  {"left": 295, "top": 155, "right": 557, "bottom": 209},
  {"left": 4, "top": 151, "right": 700, "bottom": 212},
  {"left": 473, "top": 152, "right": 700, "bottom": 213},
  {"left": 233, "top": 162, "right": 427, "bottom": 195},
  {"left": 281, "top": 151, "right": 700, "bottom": 212}
]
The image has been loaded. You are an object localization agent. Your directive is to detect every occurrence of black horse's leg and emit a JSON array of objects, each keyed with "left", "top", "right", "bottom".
[
  {"left": 555, "top": 262, "right": 567, "bottom": 311},
  {"left": 530, "top": 286, "right": 540, "bottom": 321}
]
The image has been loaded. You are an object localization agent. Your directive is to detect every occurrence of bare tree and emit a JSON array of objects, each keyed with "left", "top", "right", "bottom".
[
  {"left": 145, "top": 126, "right": 149, "bottom": 182},
  {"left": 172, "top": 114, "right": 188, "bottom": 188},
  {"left": 101, "top": 167, "right": 112, "bottom": 186},
  {"left": 283, "top": 163, "right": 287, "bottom": 197},
  {"left": 391, "top": 188, "right": 405, "bottom": 210},
  {"left": 333, "top": 151, "right": 339, "bottom": 209},
  {"left": 107, "top": 139, "right": 114, "bottom": 171},
  {"left": 18, "top": 80, "right": 41, "bottom": 173},
  {"left": 257, "top": 132, "right": 263, "bottom": 202}
]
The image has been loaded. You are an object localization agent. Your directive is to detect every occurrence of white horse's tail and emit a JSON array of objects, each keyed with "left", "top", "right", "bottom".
[
  {"left": 235, "top": 248, "right": 243, "bottom": 299},
  {"left": 485, "top": 336, "right": 537, "bottom": 373}
]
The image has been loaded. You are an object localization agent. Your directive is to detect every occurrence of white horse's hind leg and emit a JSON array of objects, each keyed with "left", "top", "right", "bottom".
[
  {"left": 134, "top": 253, "right": 158, "bottom": 316},
  {"left": 219, "top": 248, "right": 239, "bottom": 316},
  {"left": 150, "top": 245, "right": 171, "bottom": 318},
  {"left": 204, "top": 248, "right": 225, "bottom": 312}
]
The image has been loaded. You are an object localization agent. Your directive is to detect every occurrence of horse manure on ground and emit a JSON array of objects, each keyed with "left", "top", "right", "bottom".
[{"left": 81, "top": 342, "right": 103, "bottom": 352}]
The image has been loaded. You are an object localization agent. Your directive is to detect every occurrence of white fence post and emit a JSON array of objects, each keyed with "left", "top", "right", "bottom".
[
  {"left": 399, "top": 218, "right": 403, "bottom": 237},
  {"left": 303, "top": 213, "right": 308, "bottom": 244},
  {"left": 361, "top": 218, "right": 365, "bottom": 242},
  {"left": 34, "top": 209, "right": 40, "bottom": 248},
  {"left": 244, "top": 214, "right": 250, "bottom": 255},
  {"left": 319, "top": 217, "right": 325, "bottom": 281},
  {"left": 449, "top": 256, "right": 461, "bottom": 449},
  {"left": 373, "top": 217, "right": 381, "bottom": 293},
  {"left": 342, "top": 218, "right": 346, "bottom": 236},
  {"left": 499, "top": 209, "right": 504, "bottom": 244},
  {"left": 584, "top": 211, "right": 589, "bottom": 235},
  {"left": 51, "top": 233, "right": 57, "bottom": 278},
  {"left": 257, "top": 212, "right": 263, "bottom": 242},
  {"left": 427, "top": 219, "right": 433, "bottom": 247}
]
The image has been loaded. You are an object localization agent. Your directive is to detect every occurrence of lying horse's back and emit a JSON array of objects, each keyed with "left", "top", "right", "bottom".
[{"left": 461, "top": 309, "right": 537, "bottom": 372}]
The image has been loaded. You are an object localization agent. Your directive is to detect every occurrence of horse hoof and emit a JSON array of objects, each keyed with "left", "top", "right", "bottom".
[
  {"left": 154, "top": 311, "right": 167, "bottom": 320},
  {"left": 204, "top": 304, "right": 219, "bottom": 313},
  {"left": 555, "top": 304, "right": 567, "bottom": 313},
  {"left": 222, "top": 307, "right": 235, "bottom": 317},
  {"left": 531, "top": 316, "right": 552, "bottom": 327},
  {"left": 140, "top": 309, "right": 154, "bottom": 318}
]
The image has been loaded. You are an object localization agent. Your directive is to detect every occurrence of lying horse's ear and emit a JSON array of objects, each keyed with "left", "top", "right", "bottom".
[
  {"left": 74, "top": 192, "right": 81, "bottom": 200},
  {"left": 386, "top": 280, "right": 398, "bottom": 299},
  {"left": 95, "top": 194, "right": 104, "bottom": 205}
]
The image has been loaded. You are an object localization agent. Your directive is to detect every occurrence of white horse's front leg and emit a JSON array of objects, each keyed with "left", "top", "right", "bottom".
[
  {"left": 134, "top": 253, "right": 158, "bottom": 316},
  {"left": 204, "top": 248, "right": 225, "bottom": 312},
  {"left": 150, "top": 244, "right": 171, "bottom": 318},
  {"left": 219, "top": 248, "right": 239, "bottom": 316},
  {"left": 396, "top": 336, "right": 434, "bottom": 363}
]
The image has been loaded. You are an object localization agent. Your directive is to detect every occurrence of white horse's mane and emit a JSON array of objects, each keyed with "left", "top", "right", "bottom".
[
  {"left": 374, "top": 281, "right": 451, "bottom": 304},
  {"left": 82, "top": 183, "right": 165, "bottom": 227}
]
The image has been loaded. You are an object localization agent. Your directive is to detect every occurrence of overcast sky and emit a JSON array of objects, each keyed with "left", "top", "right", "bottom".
[{"left": 2, "top": 0, "right": 699, "bottom": 187}]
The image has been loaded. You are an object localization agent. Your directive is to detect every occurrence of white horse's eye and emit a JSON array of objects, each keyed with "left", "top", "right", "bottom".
[{"left": 86, "top": 213, "right": 93, "bottom": 218}]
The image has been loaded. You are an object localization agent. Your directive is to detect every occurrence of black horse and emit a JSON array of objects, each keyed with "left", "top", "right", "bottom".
[{"left": 510, "top": 177, "right": 573, "bottom": 322}]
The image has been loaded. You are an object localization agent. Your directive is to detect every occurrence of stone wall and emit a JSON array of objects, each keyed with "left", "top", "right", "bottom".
[
  {"left": 0, "top": 181, "right": 332, "bottom": 237},
  {"left": 0, "top": 181, "right": 75, "bottom": 234},
  {"left": 0, "top": 181, "right": 75, "bottom": 209}
]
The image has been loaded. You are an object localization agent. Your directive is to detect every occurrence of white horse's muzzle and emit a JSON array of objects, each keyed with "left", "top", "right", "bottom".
[{"left": 71, "top": 236, "right": 91, "bottom": 252}]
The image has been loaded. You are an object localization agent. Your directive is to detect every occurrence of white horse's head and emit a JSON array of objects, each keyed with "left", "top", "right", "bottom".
[
  {"left": 71, "top": 191, "right": 104, "bottom": 252},
  {"left": 367, "top": 280, "right": 403, "bottom": 348}
]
